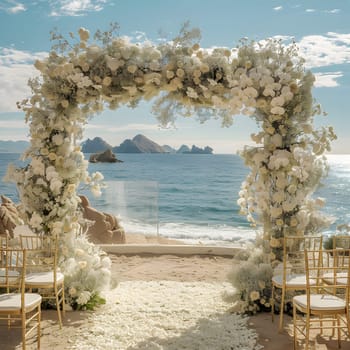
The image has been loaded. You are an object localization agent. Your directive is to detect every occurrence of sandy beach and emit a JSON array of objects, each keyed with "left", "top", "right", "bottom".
[{"left": 1, "top": 235, "right": 349, "bottom": 349}]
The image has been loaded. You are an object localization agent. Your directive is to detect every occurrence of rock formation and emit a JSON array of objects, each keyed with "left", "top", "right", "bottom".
[
  {"left": 0, "top": 195, "right": 125, "bottom": 244},
  {"left": 89, "top": 149, "right": 122, "bottom": 163},
  {"left": 113, "top": 134, "right": 166, "bottom": 153},
  {"left": 81, "top": 137, "right": 113, "bottom": 153},
  {"left": 0, "top": 195, "right": 24, "bottom": 238},
  {"left": 79, "top": 195, "right": 126, "bottom": 244},
  {"left": 80, "top": 134, "right": 215, "bottom": 154}
]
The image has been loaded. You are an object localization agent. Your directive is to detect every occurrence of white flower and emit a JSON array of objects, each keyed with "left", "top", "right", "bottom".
[
  {"left": 75, "top": 248, "right": 85, "bottom": 257},
  {"left": 101, "top": 257, "right": 112, "bottom": 269},
  {"left": 282, "top": 200, "right": 297, "bottom": 212},
  {"left": 31, "top": 157, "right": 45, "bottom": 176},
  {"left": 249, "top": 291, "right": 260, "bottom": 301},
  {"left": 270, "top": 134, "right": 282, "bottom": 148},
  {"left": 78, "top": 261, "right": 88, "bottom": 269},
  {"left": 76, "top": 290, "right": 92, "bottom": 305},
  {"left": 69, "top": 287, "right": 77, "bottom": 297},
  {"left": 270, "top": 238, "right": 281, "bottom": 248},
  {"left": 271, "top": 106, "right": 285, "bottom": 115},
  {"left": 91, "top": 184, "right": 102, "bottom": 197},
  {"left": 186, "top": 87, "right": 198, "bottom": 99},
  {"left": 78, "top": 28, "right": 90, "bottom": 42},
  {"left": 270, "top": 206, "right": 283, "bottom": 218},
  {"left": 61, "top": 100, "right": 69, "bottom": 108},
  {"left": 29, "top": 213, "right": 43, "bottom": 228},
  {"left": 52, "top": 134, "right": 64, "bottom": 146}
]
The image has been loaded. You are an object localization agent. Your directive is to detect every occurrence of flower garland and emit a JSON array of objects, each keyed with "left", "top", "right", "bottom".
[{"left": 9, "top": 25, "right": 335, "bottom": 310}]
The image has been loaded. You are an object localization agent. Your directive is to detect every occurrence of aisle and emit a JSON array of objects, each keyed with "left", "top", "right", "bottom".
[{"left": 66, "top": 281, "right": 262, "bottom": 350}]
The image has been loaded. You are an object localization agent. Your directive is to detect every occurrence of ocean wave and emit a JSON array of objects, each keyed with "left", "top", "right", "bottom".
[{"left": 120, "top": 219, "right": 258, "bottom": 246}]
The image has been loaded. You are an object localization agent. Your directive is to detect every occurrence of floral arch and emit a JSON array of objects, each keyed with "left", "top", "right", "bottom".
[{"left": 9, "top": 25, "right": 336, "bottom": 310}]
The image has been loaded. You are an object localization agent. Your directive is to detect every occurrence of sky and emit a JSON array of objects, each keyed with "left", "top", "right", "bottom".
[{"left": 0, "top": 0, "right": 349, "bottom": 154}]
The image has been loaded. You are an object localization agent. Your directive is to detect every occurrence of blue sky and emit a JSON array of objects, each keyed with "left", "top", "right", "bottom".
[{"left": 0, "top": 0, "right": 349, "bottom": 153}]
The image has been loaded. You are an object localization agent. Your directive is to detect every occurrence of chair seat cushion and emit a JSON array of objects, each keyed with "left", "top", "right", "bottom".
[
  {"left": 272, "top": 274, "right": 315, "bottom": 287},
  {"left": 293, "top": 294, "right": 346, "bottom": 311},
  {"left": 0, "top": 293, "right": 42, "bottom": 311},
  {"left": 25, "top": 271, "right": 64, "bottom": 286},
  {"left": 0, "top": 269, "right": 19, "bottom": 283},
  {"left": 322, "top": 272, "right": 348, "bottom": 285}
]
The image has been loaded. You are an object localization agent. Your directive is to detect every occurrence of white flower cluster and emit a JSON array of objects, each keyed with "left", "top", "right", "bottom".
[
  {"left": 60, "top": 231, "right": 113, "bottom": 307},
  {"left": 9, "top": 26, "right": 336, "bottom": 310}
]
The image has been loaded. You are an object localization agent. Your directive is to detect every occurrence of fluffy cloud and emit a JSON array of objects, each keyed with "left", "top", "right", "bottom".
[
  {"left": 49, "top": 0, "right": 108, "bottom": 16},
  {"left": 0, "top": 1, "right": 26, "bottom": 13},
  {"left": 298, "top": 32, "right": 350, "bottom": 68},
  {"left": 313, "top": 72, "right": 343, "bottom": 88},
  {"left": 0, "top": 48, "right": 47, "bottom": 112}
]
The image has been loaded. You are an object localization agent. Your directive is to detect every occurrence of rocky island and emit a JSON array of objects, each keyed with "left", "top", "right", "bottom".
[
  {"left": 81, "top": 134, "right": 214, "bottom": 154},
  {"left": 89, "top": 149, "right": 123, "bottom": 163}
]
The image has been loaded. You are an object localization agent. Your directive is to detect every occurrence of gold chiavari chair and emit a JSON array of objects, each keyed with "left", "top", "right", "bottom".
[
  {"left": 0, "top": 248, "right": 42, "bottom": 350},
  {"left": 333, "top": 235, "right": 350, "bottom": 250},
  {"left": 293, "top": 248, "right": 350, "bottom": 350},
  {"left": 0, "top": 235, "right": 9, "bottom": 267},
  {"left": 271, "top": 235, "right": 323, "bottom": 332},
  {"left": 20, "top": 235, "right": 65, "bottom": 328}
]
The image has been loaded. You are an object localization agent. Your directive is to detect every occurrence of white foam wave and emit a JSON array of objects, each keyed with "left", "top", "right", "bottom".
[{"left": 120, "top": 219, "right": 259, "bottom": 246}]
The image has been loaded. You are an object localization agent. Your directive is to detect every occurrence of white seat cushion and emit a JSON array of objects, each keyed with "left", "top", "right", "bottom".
[
  {"left": 272, "top": 274, "right": 315, "bottom": 288},
  {"left": 293, "top": 294, "right": 346, "bottom": 311},
  {"left": 0, "top": 293, "right": 42, "bottom": 311},
  {"left": 322, "top": 272, "right": 348, "bottom": 285},
  {"left": 25, "top": 271, "right": 64, "bottom": 286},
  {"left": 0, "top": 269, "right": 20, "bottom": 283}
]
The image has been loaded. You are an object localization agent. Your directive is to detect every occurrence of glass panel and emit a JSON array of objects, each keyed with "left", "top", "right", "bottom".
[{"left": 86, "top": 180, "right": 159, "bottom": 238}]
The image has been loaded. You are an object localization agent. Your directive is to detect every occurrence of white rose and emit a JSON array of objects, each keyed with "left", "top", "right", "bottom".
[
  {"left": 29, "top": 213, "right": 43, "bottom": 228},
  {"left": 271, "top": 106, "right": 285, "bottom": 115},
  {"left": 76, "top": 291, "right": 91, "bottom": 305},
  {"left": 52, "top": 134, "right": 64, "bottom": 146},
  {"left": 50, "top": 178, "right": 63, "bottom": 193}
]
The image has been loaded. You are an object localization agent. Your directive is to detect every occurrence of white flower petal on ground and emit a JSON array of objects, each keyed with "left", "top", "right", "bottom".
[{"left": 63, "top": 281, "right": 262, "bottom": 350}]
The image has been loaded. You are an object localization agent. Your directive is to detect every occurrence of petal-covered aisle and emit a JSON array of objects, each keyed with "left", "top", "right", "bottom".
[{"left": 66, "top": 281, "right": 262, "bottom": 350}]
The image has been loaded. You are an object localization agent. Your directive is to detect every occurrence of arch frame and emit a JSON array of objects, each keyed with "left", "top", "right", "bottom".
[{"left": 9, "top": 26, "right": 335, "bottom": 310}]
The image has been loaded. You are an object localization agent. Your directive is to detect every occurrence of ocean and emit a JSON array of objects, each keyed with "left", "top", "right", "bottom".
[{"left": 0, "top": 153, "right": 349, "bottom": 245}]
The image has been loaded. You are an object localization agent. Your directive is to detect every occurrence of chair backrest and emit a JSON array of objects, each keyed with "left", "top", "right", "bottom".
[
  {"left": 0, "top": 236, "right": 9, "bottom": 267},
  {"left": 0, "top": 248, "right": 26, "bottom": 294},
  {"left": 283, "top": 235, "right": 323, "bottom": 276},
  {"left": 0, "top": 235, "right": 9, "bottom": 248},
  {"left": 20, "top": 234, "right": 44, "bottom": 250},
  {"left": 333, "top": 235, "right": 350, "bottom": 249},
  {"left": 20, "top": 235, "right": 58, "bottom": 274},
  {"left": 305, "top": 248, "right": 350, "bottom": 301}
]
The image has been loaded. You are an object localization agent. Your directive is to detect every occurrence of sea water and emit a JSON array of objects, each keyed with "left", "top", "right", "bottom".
[{"left": 0, "top": 153, "right": 349, "bottom": 245}]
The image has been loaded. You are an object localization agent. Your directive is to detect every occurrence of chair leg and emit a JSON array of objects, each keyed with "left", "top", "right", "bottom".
[
  {"left": 22, "top": 312, "right": 26, "bottom": 350},
  {"left": 293, "top": 303, "right": 297, "bottom": 350},
  {"left": 55, "top": 290, "right": 62, "bottom": 328},
  {"left": 279, "top": 287, "right": 286, "bottom": 332},
  {"left": 337, "top": 315, "right": 341, "bottom": 349},
  {"left": 271, "top": 284, "right": 275, "bottom": 323},
  {"left": 61, "top": 283, "right": 66, "bottom": 317},
  {"left": 38, "top": 304, "right": 41, "bottom": 350},
  {"left": 305, "top": 313, "right": 310, "bottom": 350}
]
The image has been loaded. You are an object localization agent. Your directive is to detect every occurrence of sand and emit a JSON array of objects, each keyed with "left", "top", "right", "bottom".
[{"left": 1, "top": 236, "right": 349, "bottom": 349}]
